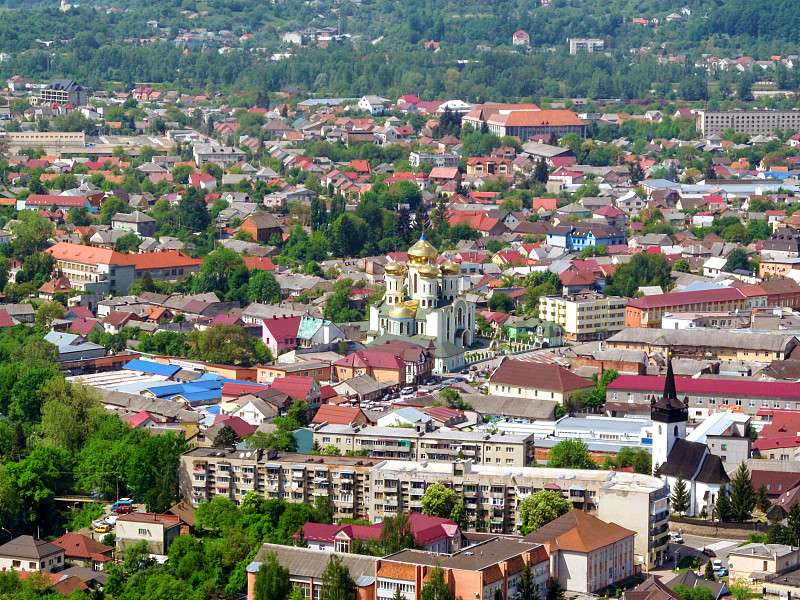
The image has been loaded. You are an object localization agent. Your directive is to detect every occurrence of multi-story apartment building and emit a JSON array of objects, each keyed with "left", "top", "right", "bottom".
[
  {"left": 568, "top": 38, "right": 605, "bottom": 54},
  {"left": 45, "top": 242, "right": 136, "bottom": 295},
  {"left": 311, "top": 424, "right": 536, "bottom": 467},
  {"left": 179, "top": 449, "right": 669, "bottom": 571},
  {"left": 538, "top": 293, "right": 627, "bottom": 341},
  {"left": 37, "top": 79, "right": 90, "bottom": 107},
  {"left": 192, "top": 143, "right": 247, "bottom": 167},
  {"left": 696, "top": 109, "right": 800, "bottom": 136},
  {"left": 367, "top": 460, "right": 669, "bottom": 572},
  {"left": 180, "top": 449, "right": 375, "bottom": 522},
  {"left": 409, "top": 151, "right": 459, "bottom": 169}
]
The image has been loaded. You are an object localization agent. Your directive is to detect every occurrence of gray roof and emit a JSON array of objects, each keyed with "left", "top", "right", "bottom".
[
  {"left": 608, "top": 328, "right": 798, "bottom": 352},
  {"left": 247, "top": 543, "right": 378, "bottom": 578},
  {"left": 461, "top": 394, "right": 557, "bottom": 420},
  {"left": 0, "top": 536, "right": 64, "bottom": 560},
  {"left": 333, "top": 374, "right": 392, "bottom": 396},
  {"left": 97, "top": 389, "right": 200, "bottom": 422},
  {"left": 112, "top": 211, "right": 155, "bottom": 223},
  {"left": 313, "top": 423, "right": 533, "bottom": 444}
]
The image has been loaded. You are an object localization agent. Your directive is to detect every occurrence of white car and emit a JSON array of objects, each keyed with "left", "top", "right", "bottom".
[
  {"left": 103, "top": 515, "right": 118, "bottom": 526},
  {"left": 400, "top": 386, "right": 415, "bottom": 395}
]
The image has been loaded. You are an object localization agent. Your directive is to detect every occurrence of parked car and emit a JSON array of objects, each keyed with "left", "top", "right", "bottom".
[
  {"left": 103, "top": 515, "right": 118, "bottom": 526},
  {"left": 94, "top": 523, "right": 111, "bottom": 534},
  {"left": 702, "top": 547, "right": 716, "bottom": 557},
  {"left": 669, "top": 532, "right": 684, "bottom": 544},
  {"left": 400, "top": 386, "right": 415, "bottom": 395}
]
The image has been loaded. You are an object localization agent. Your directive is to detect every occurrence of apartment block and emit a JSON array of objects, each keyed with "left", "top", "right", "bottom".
[
  {"left": 409, "top": 151, "right": 460, "bottom": 169},
  {"left": 180, "top": 448, "right": 375, "bottom": 522},
  {"left": 538, "top": 293, "right": 627, "bottom": 342},
  {"left": 178, "top": 449, "right": 669, "bottom": 571},
  {"left": 367, "top": 460, "right": 669, "bottom": 572},
  {"left": 697, "top": 109, "right": 800, "bottom": 136},
  {"left": 311, "top": 423, "right": 536, "bottom": 467},
  {"left": 568, "top": 38, "right": 604, "bottom": 54}
]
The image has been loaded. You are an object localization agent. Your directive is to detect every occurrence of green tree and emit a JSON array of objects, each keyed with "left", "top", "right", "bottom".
[
  {"left": 35, "top": 301, "right": 65, "bottom": 329},
  {"left": 546, "top": 578, "right": 565, "bottom": 600},
  {"left": 320, "top": 554, "right": 356, "bottom": 600},
  {"left": 519, "top": 563, "right": 538, "bottom": 600},
  {"left": 115, "top": 232, "right": 142, "bottom": 253},
  {"left": 725, "top": 248, "right": 751, "bottom": 273},
  {"left": 547, "top": 439, "right": 596, "bottom": 469},
  {"left": 533, "top": 158, "right": 549, "bottom": 183},
  {"left": 730, "top": 463, "right": 755, "bottom": 523},
  {"left": 248, "top": 270, "right": 281, "bottom": 303},
  {"left": 179, "top": 186, "right": 211, "bottom": 231},
  {"left": 714, "top": 484, "right": 732, "bottom": 522},
  {"left": 704, "top": 560, "right": 716, "bottom": 582},
  {"left": 254, "top": 552, "right": 292, "bottom": 600},
  {"left": 673, "top": 259, "right": 691, "bottom": 273},
  {"left": 422, "top": 482, "right": 458, "bottom": 519},
  {"left": 99, "top": 196, "right": 130, "bottom": 225},
  {"left": 420, "top": 567, "right": 453, "bottom": 600},
  {"left": 488, "top": 292, "right": 515, "bottom": 313},
  {"left": 198, "top": 248, "right": 245, "bottom": 294},
  {"left": 68, "top": 206, "right": 92, "bottom": 226},
  {"left": 604, "top": 253, "right": 673, "bottom": 297},
  {"left": 10, "top": 211, "right": 55, "bottom": 255},
  {"left": 671, "top": 474, "right": 690, "bottom": 516},
  {"left": 213, "top": 425, "right": 241, "bottom": 448},
  {"left": 518, "top": 490, "right": 571, "bottom": 534},
  {"left": 757, "top": 485, "right": 771, "bottom": 513}
]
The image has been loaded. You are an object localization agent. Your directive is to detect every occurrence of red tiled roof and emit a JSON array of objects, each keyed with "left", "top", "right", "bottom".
[
  {"left": 262, "top": 315, "right": 302, "bottom": 343},
  {"left": 212, "top": 415, "right": 257, "bottom": 437},
  {"left": 626, "top": 287, "right": 745, "bottom": 310},
  {"left": 269, "top": 376, "right": 317, "bottom": 400},
  {"left": 312, "top": 404, "right": 364, "bottom": 425},
  {"left": 221, "top": 382, "right": 266, "bottom": 396},
  {"left": 490, "top": 359, "right": 592, "bottom": 391},
  {"left": 69, "top": 317, "right": 100, "bottom": 336},
  {"left": 243, "top": 256, "right": 276, "bottom": 271},
  {"left": 335, "top": 350, "right": 405, "bottom": 370},
  {"left": 116, "top": 250, "right": 201, "bottom": 271},
  {"left": 127, "top": 410, "right": 160, "bottom": 428}
]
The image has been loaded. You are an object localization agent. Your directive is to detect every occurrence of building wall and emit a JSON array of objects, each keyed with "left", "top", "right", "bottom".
[
  {"left": 625, "top": 297, "right": 747, "bottom": 328},
  {"left": 486, "top": 381, "right": 593, "bottom": 404},
  {"left": 697, "top": 110, "right": 800, "bottom": 136},
  {"left": 538, "top": 295, "right": 626, "bottom": 341},
  {"left": 116, "top": 521, "right": 179, "bottom": 555},
  {"left": 0, "top": 551, "right": 64, "bottom": 573}
]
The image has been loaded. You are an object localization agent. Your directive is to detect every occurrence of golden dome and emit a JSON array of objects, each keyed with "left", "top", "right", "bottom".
[
  {"left": 385, "top": 260, "right": 407, "bottom": 276},
  {"left": 388, "top": 305, "right": 414, "bottom": 318},
  {"left": 407, "top": 234, "right": 438, "bottom": 264},
  {"left": 440, "top": 260, "right": 461, "bottom": 276},
  {"left": 419, "top": 263, "right": 441, "bottom": 279}
]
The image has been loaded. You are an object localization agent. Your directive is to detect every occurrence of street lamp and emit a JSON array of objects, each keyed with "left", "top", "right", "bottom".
[{"left": 0, "top": 527, "right": 12, "bottom": 541}]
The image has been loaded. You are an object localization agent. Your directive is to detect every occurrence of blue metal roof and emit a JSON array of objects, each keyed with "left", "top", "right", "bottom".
[
  {"left": 170, "top": 390, "right": 221, "bottom": 403},
  {"left": 124, "top": 358, "right": 181, "bottom": 377}
]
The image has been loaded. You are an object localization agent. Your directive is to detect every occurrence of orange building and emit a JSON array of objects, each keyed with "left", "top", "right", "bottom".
[{"left": 624, "top": 288, "right": 746, "bottom": 328}]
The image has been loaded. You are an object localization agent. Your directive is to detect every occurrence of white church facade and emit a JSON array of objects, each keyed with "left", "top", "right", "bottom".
[{"left": 368, "top": 235, "right": 476, "bottom": 373}]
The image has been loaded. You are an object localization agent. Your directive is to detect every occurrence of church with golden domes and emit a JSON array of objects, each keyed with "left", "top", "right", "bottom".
[{"left": 367, "top": 235, "right": 476, "bottom": 373}]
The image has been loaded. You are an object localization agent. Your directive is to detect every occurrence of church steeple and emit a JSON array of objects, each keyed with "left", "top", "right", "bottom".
[{"left": 651, "top": 353, "right": 688, "bottom": 423}]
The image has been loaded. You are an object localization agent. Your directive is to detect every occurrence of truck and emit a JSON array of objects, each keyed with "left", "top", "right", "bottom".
[{"left": 110, "top": 499, "right": 133, "bottom": 514}]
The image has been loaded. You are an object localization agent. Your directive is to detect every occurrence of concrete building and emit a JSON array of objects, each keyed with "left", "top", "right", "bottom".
[
  {"left": 111, "top": 211, "right": 156, "bottom": 237},
  {"left": 193, "top": 143, "right": 246, "bottom": 167},
  {"left": 539, "top": 293, "right": 627, "bottom": 342},
  {"left": 568, "top": 38, "right": 605, "bottom": 54},
  {"left": 409, "top": 151, "right": 459, "bottom": 169},
  {"left": 728, "top": 544, "right": 800, "bottom": 585},
  {"left": 115, "top": 513, "right": 182, "bottom": 554},
  {"left": 525, "top": 510, "right": 636, "bottom": 593},
  {"left": 311, "top": 423, "right": 536, "bottom": 466},
  {"left": 624, "top": 288, "right": 747, "bottom": 328},
  {"left": 37, "top": 79, "right": 90, "bottom": 106},
  {"left": 45, "top": 242, "right": 136, "bottom": 294},
  {"left": 368, "top": 460, "right": 669, "bottom": 571},
  {"left": 697, "top": 109, "right": 800, "bottom": 137}
]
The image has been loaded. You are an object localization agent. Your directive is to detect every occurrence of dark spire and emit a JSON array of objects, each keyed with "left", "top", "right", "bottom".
[{"left": 663, "top": 353, "right": 677, "bottom": 400}]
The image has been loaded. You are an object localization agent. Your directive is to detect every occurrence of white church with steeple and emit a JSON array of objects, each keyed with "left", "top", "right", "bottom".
[{"left": 368, "top": 235, "right": 476, "bottom": 373}]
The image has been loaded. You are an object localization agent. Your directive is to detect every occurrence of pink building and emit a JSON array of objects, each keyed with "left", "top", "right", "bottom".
[{"left": 261, "top": 315, "right": 302, "bottom": 354}]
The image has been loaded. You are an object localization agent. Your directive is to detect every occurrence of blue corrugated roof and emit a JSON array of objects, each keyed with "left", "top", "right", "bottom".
[
  {"left": 203, "top": 405, "right": 223, "bottom": 415},
  {"left": 170, "top": 390, "right": 221, "bottom": 403},
  {"left": 124, "top": 358, "right": 181, "bottom": 377}
]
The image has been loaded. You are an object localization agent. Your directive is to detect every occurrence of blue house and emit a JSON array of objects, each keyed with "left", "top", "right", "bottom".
[{"left": 546, "top": 224, "right": 626, "bottom": 251}]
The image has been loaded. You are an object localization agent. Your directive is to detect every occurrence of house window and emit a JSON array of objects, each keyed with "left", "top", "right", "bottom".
[{"left": 138, "top": 528, "right": 148, "bottom": 536}]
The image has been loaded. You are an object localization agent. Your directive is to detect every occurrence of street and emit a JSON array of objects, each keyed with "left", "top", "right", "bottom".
[{"left": 648, "top": 532, "right": 741, "bottom": 580}]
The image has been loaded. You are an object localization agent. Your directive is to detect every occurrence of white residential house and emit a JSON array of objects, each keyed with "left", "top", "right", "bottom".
[{"left": 357, "top": 95, "right": 389, "bottom": 115}]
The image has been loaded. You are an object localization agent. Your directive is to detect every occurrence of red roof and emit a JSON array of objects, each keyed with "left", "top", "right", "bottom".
[
  {"left": 26, "top": 195, "right": 89, "bottom": 207},
  {"left": 295, "top": 513, "right": 459, "bottom": 546},
  {"left": 114, "top": 250, "right": 201, "bottom": 271},
  {"left": 530, "top": 198, "right": 558, "bottom": 211},
  {"left": 429, "top": 167, "right": 460, "bottom": 179},
  {"left": 269, "top": 376, "right": 317, "bottom": 400},
  {"left": 560, "top": 270, "right": 596, "bottom": 287},
  {"left": 608, "top": 375, "right": 800, "bottom": 400},
  {"left": 312, "top": 404, "right": 364, "bottom": 425},
  {"left": 127, "top": 410, "right": 160, "bottom": 428},
  {"left": 243, "top": 256, "right": 276, "bottom": 271},
  {"left": 423, "top": 406, "right": 464, "bottom": 422},
  {"left": 594, "top": 205, "right": 625, "bottom": 217},
  {"left": 222, "top": 382, "right": 266, "bottom": 396},
  {"left": 0, "top": 309, "right": 14, "bottom": 328},
  {"left": 262, "top": 315, "right": 302, "bottom": 343},
  {"left": 626, "top": 287, "right": 745, "bottom": 310},
  {"left": 69, "top": 317, "right": 100, "bottom": 336},
  {"left": 212, "top": 415, "right": 257, "bottom": 437},
  {"left": 53, "top": 533, "right": 114, "bottom": 562},
  {"left": 335, "top": 350, "right": 405, "bottom": 370}
]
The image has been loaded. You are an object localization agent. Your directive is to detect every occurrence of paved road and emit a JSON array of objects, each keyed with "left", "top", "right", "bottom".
[{"left": 649, "top": 533, "right": 741, "bottom": 580}]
